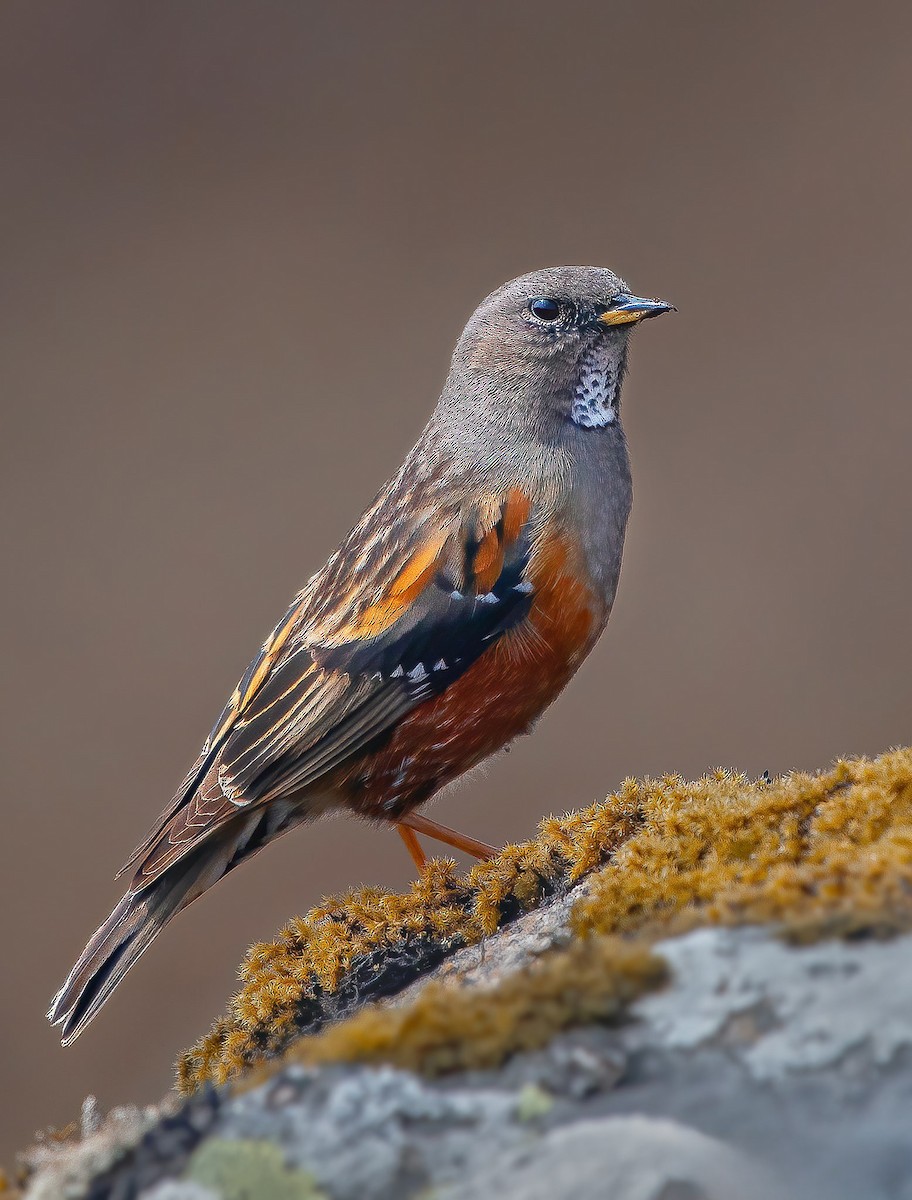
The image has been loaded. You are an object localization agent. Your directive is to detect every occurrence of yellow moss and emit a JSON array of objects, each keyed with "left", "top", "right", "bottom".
[
  {"left": 178, "top": 747, "right": 912, "bottom": 1095},
  {"left": 178, "top": 797, "right": 638, "bottom": 1092},
  {"left": 238, "top": 936, "right": 666, "bottom": 1091},
  {"left": 571, "top": 750, "right": 912, "bottom": 941}
]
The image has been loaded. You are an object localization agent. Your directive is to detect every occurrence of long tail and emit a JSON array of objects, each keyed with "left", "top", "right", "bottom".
[{"left": 48, "top": 828, "right": 246, "bottom": 1046}]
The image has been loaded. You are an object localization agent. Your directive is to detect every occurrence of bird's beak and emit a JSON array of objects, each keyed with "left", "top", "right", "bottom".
[{"left": 598, "top": 294, "right": 676, "bottom": 327}]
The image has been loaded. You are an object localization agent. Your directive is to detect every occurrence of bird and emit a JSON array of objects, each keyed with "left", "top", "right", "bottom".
[{"left": 49, "top": 265, "right": 672, "bottom": 1045}]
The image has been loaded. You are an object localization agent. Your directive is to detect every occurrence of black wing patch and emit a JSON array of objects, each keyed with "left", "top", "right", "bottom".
[{"left": 315, "top": 538, "right": 533, "bottom": 688}]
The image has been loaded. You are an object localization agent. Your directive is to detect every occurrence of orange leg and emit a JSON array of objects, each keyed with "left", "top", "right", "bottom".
[
  {"left": 397, "top": 810, "right": 500, "bottom": 863},
  {"left": 397, "top": 824, "right": 428, "bottom": 872}
]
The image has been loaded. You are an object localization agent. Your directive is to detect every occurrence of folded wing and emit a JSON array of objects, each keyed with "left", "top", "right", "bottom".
[{"left": 123, "top": 484, "right": 537, "bottom": 889}]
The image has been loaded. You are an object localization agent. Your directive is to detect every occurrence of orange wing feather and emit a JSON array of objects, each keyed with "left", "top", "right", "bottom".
[
  {"left": 347, "top": 527, "right": 451, "bottom": 639},
  {"left": 338, "top": 519, "right": 601, "bottom": 817}
]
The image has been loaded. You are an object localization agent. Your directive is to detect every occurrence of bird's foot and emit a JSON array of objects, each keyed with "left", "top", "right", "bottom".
[{"left": 396, "top": 810, "right": 499, "bottom": 872}]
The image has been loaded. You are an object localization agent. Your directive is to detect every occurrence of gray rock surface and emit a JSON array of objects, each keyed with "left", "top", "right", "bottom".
[
  {"left": 635, "top": 926, "right": 912, "bottom": 1079},
  {"left": 609, "top": 928, "right": 912, "bottom": 1200},
  {"left": 439, "top": 1116, "right": 779, "bottom": 1200}
]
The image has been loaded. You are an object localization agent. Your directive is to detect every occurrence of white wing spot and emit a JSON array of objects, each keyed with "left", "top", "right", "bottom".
[
  {"left": 433, "top": 659, "right": 447, "bottom": 671},
  {"left": 408, "top": 663, "right": 427, "bottom": 681},
  {"left": 391, "top": 665, "right": 405, "bottom": 678}
]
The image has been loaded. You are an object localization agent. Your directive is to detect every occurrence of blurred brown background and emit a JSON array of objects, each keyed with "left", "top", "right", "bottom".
[{"left": 2, "top": 0, "right": 911, "bottom": 1164}]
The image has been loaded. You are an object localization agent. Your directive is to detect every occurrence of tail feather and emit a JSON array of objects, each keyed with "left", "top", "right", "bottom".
[
  {"left": 49, "top": 801, "right": 301, "bottom": 1044},
  {"left": 48, "top": 834, "right": 240, "bottom": 1045},
  {"left": 48, "top": 889, "right": 166, "bottom": 1045}
]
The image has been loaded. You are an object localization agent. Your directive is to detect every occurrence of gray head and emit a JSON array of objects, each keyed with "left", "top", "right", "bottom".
[{"left": 436, "top": 266, "right": 672, "bottom": 445}]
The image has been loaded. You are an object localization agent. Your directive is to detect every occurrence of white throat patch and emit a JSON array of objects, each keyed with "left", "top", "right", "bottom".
[{"left": 572, "top": 342, "right": 619, "bottom": 428}]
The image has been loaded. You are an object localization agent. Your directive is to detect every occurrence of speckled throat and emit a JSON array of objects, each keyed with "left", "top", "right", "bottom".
[{"left": 571, "top": 341, "right": 621, "bottom": 429}]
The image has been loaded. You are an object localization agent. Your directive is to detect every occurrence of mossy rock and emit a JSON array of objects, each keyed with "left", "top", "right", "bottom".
[{"left": 179, "top": 747, "right": 912, "bottom": 1095}]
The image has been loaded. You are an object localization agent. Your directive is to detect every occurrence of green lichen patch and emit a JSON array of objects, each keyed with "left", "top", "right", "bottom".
[
  {"left": 178, "top": 747, "right": 912, "bottom": 1095},
  {"left": 186, "top": 1138, "right": 326, "bottom": 1199},
  {"left": 515, "top": 1083, "right": 555, "bottom": 1122}
]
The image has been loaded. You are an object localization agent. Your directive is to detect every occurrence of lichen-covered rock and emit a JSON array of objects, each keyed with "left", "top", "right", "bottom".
[
  {"left": 22, "top": 927, "right": 912, "bottom": 1198},
  {"left": 212, "top": 1065, "right": 523, "bottom": 1200},
  {"left": 19, "top": 747, "right": 912, "bottom": 1200},
  {"left": 179, "top": 748, "right": 912, "bottom": 1093}
]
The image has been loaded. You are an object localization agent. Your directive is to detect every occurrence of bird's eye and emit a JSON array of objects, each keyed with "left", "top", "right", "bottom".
[{"left": 528, "top": 297, "right": 561, "bottom": 322}]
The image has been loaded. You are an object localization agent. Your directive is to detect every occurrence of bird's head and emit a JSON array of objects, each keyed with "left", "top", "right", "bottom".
[{"left": 440, "top": 265, "right": 673, "bottom": 443}]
